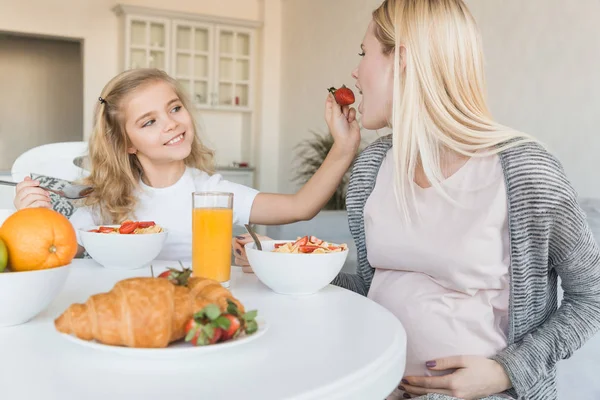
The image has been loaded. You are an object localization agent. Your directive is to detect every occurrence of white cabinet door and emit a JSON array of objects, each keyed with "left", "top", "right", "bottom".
[
  {"left": 171, "top": 21, "right": 214, "bottom": 107},
  {"left": 214, "top": 26, "right": 254, "bottom": 111},
  {"left": 125, "top": 15, "right": 170, "bottom": 71}
]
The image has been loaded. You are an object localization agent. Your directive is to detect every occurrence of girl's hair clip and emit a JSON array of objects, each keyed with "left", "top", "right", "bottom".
[{"left": 98, "top": 96, "right": 107, "bottom": 105}]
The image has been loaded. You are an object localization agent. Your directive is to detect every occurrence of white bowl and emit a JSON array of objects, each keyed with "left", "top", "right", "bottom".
[
  {"left": 0, "top": 264, "right": 71, "bottom": 327},
  {"left": 245, "top": 240, "right": 348, "bottom": 295},
  {"left": 80, "top": 226, "right": 168, "bottom": 270}
]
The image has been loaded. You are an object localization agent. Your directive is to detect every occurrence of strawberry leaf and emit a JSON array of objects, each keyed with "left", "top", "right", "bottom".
[
  {"left": 202, "top": 323, "right": 215, "bottom": 338},
  {"left": 185, "top": 325, "right": 198, "bottom": 342},
  {"left": 215, "top": 316, "right": 231, "bottom": 330},
  {"left": 226, "top": 299, "right": 239, "bottom": 315},
  {"left": 196, "top": 330, "right": 208, "bottom": 346},
  {"left": 242, "top": 310, "right": 258, "bottom": 321},
  {"left": 202, "top": 304, "right": 221, "bottom": 321},
  {"left": 245, "top": 320, "right": 258, "bottom": 334}
]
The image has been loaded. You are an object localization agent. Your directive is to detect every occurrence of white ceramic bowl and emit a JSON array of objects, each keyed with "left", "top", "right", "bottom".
[
  {"left": 80, "top": 226, "right": 168, "bottom": 270},
  {"left": 245, "top": 240, "right": 348, "bottom": 295},
  {"left": 0, "top": 264, "right": 71, "bottom": 327}
]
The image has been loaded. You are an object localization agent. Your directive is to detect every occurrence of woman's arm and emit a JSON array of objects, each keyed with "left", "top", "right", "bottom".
[
  {"left": 249, "top": 94, "right": 361, "bottom": 225},
  {"left": 491, "top": 193, "right": 600, "bottom": 396}
]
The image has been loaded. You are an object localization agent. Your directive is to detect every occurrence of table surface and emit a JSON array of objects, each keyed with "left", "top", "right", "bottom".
[{"left": 0, "top": 260, "right": 406, "bottom": 400}]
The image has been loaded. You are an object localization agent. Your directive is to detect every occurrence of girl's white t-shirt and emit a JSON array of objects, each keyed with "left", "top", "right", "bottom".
[{"left": 68, "top": 167, "right": 259, "bottom": 261}]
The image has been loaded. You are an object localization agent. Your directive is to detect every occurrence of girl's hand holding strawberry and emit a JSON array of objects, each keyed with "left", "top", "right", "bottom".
[{"left": 325, "top": 86, "right": 361, "bottom": 159}]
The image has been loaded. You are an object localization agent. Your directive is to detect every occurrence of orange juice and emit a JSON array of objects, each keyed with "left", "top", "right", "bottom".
[{"left": 192, "top": 207, "right": 233, "bottom": 283}]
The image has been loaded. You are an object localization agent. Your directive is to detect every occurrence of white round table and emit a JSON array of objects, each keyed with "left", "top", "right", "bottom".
[{"left": 0, "top": 260, "right": 406, "bottom": 400}]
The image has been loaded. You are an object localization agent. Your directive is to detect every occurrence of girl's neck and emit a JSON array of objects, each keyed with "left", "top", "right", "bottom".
[{"left": 139, "top": 159, "right": 186, "bottom": 188}]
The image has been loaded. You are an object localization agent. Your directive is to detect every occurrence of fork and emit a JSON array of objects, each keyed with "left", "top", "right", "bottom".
[{"left": 0, "top": 179, "right": 94, "bottom": 200}]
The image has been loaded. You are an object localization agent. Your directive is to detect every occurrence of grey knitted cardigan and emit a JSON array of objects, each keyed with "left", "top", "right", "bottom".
[{"left": 332, "top": 135, "right": 600, "bottom": 400}]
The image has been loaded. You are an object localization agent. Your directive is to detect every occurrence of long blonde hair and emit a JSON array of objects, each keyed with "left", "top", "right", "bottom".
[
  {"left": 372, "top": 0, "right": 532, "bottom": 220},
  {"left": 83, "top": 68, "right": 214, "bottom": 223}
]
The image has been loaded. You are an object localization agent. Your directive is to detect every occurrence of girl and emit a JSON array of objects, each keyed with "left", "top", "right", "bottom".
[
  {"left": 234, "top": 1, "right": 600, "bottom": 399},
  {"left": 13, "top": 68, "right": 360, "bottom": 260}
]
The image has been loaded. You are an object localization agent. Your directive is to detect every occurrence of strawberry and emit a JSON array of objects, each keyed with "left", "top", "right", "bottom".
[
  {"left": 220, "top": 314, "right": 241, "bottom": 341},
  {"left": 137, "top": 221, "right": 156, "bottom": 228},
  {"left": 328, "top": 85, "right": 355, "bottom": 106},
  {"left": 298, "top": 245, "right": 320, "bottom": 253},
  {"left": 309, "top": 236, "right": 323, "bottom": 245},
  {"left": 226, "top": 299, "right": 259, "bottom": 336},
  {"left": 156, "top": 266, "right": 192, "bottom": 286},
  {"left": 184, "top": 318, "right": 223, "bottom": 346},
  {"left": 294, "top": 236, "right": 309, "bottom": 246},
  {"left": 119, "top": 220, "right": 139, "bottom": 234}
]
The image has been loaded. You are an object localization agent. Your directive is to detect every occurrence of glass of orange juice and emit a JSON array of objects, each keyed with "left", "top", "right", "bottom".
[{"left": 192, "top": 192, "right": 234, "bottom": 287}]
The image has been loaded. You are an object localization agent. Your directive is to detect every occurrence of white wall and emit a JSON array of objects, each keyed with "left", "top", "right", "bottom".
[
  {"left": 464, "top": 0, "right": 600, "bottom": 198},
  {"left": 279, "top": 0, "right": 600, "bottom": 198},
  {"left": 279, "top": 0, "right": 384, "bottom": 193},
  {"left": 0, "top": 0, "right": 262, "bottom": 141}
]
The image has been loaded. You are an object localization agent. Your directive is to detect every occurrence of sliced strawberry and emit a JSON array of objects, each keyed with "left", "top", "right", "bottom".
[
  {"left": 298, "top": 245, "right": 320, "bottom": 253},
  {"left": 328, "top": 245, "right": 340, "bottom": 251},
  {"left": 274, "top": 243, "right": 286, "bottom": 249},
  {"left": 309, "top": 236, "right": 323, "bottom": 245},
  {"left": 138, "top": 221, "right": 156, "bottom": 228},
  {"left": 98, "top": 226, "right": 115, "bottom": 233},
  {"left": 119, "top": 221, "right": 139, "bottom": 234},
  {"left": 294, "top": 236, "right": 309, "bottom": 246},
  {"left": 88, "top": 229, "right": 100, "bottom": 233}
]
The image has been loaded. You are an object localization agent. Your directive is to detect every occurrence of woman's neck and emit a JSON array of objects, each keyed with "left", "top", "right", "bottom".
[
  {"left": 414, "top": 148, "right": 471, "bottom": 189},
  {"left": 139, "top": 159, "right": 186, "bottom": 188}
]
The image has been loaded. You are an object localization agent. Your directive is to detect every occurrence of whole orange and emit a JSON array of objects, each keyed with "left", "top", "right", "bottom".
[{"left": 0, "top": 208, "right": 78, "bottom": 271}]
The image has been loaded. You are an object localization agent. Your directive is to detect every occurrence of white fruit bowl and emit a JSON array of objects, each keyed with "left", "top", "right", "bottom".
[
  {"left": 245, "top": 240, "right": 348, "bottom": 295},
  {"left": 80, "top": 226, "right": 168, "bottom": 270},
  {"left": 0, "top": 264, "right": 71, "bottom": 327}
]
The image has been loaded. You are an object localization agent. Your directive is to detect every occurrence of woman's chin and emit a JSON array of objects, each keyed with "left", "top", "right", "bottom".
[{"left": 361, "top": 117, "right": 388, "bottom": 131}]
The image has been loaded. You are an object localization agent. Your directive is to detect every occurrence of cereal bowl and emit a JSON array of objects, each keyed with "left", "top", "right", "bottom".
[
  {"left": 80, "top": 223, "right": 167, "bottom": 270},
  {"left": 0, "top": 264, "right": 71, "bottom": 327},
  {"left": 244, "top": 239, "right": 348, "bottom": 295}
]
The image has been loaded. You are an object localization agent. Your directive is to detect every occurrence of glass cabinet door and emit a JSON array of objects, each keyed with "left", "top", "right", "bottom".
[
  {"left": 127, "top": 17, "right": 168, "bottom": 71},
  {"left": 172, "top": 22, "right": 213, "bottom": 107},
  {"left": 216, "top": 27, "right": 252, "bottom": 108}
]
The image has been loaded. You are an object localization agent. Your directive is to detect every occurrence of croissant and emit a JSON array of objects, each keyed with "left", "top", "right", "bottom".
[
  {"left": 55, "top": 276, "right": 243, "bottom": 348},
  {"left": 187, "top": 277, "right": 245, "bottom": 314}
]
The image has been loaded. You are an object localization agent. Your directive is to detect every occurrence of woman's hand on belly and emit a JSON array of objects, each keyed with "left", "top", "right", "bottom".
[{"left": 400, "top": 355, "right": 511, "bottom": 399}]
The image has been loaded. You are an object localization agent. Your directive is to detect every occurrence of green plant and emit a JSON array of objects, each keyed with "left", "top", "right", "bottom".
[{"left": 292, "top": 130, "right": 361, "bottom": 211}]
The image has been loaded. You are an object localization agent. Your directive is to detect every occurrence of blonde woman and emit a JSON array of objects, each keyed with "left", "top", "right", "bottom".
[
  {"left": 13, "top": 68, "right": 360, "bottom": 260},
  {"left": 234, "top": 0, "right": 600, "bottom": 399}
]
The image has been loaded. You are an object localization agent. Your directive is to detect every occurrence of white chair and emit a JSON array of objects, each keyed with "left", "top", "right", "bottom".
[
  {"left": 11, "top": 141, "right": 89, "bottom": 183},
  {"left": 9, "top": 141, "right": 89, "bottom": 218}
]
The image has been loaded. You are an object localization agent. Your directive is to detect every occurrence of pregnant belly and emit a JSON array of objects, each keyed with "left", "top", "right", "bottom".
[{"left": 368, "top": 269, "right": 508, "bottom": 377}]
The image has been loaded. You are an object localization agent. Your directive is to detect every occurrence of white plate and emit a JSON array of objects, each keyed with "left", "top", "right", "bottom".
[{"left": 59, "top": 319, "right": 268, "bottom": 358}]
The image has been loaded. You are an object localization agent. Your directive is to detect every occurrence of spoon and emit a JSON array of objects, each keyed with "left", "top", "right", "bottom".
[
  {"left": 0, "top": 179, "right": 94, "bottom": 200},
  {"left": 244, "top": 224, "right": 262, "bottom": 251}
]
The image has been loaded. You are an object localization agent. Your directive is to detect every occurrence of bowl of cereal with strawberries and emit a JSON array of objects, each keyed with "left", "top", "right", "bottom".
[
  {"left": 80, "top": 220, "right": 168, "bottom": 270},
  {"left": 244, "top": 235, "right": 348, "bottom": 295}
]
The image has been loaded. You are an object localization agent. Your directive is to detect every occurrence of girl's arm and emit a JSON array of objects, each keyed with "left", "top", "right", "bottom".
[{"left": 249, "top": 94, "right": 360, "bottom": 225}]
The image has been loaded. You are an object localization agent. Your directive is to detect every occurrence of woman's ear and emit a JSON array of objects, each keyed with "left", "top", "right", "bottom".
[
  {"left": 399, "top": 45, "right": 407, "bottom": 71},
  {"left": 127, "top": 147, "right": 137, "bottom": 155}
]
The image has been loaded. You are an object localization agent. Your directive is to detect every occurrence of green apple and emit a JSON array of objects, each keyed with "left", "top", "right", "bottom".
[{"left": 0, "top": 238, "right": 7, "bottom": 272}]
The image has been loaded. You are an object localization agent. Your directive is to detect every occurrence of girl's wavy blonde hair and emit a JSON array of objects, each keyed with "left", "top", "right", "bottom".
[
  {"left": 372, "top": 0, "right": 532, "bottom": 220},
  {"left": 82, "top": 68, "right": 214, "bottom": 223}
]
